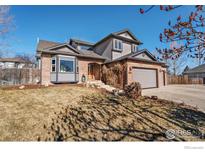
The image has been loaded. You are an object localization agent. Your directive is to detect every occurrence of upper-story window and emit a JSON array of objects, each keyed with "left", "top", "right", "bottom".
[
  {"left": 132, "top": 44, "right": 138, "bottom": 52},
  {"left": 51, "top": 57, "right": 56, "bottom": 72},
  {"left": 113, "top": 39, "right": 123, "bottom": 51},
  {"left": 78, "top": 45, "right": 90, "bottom": 50}
]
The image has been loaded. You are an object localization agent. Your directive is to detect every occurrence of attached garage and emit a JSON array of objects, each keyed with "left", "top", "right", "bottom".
[{"left": 132, "top": 68, "right": 157, "bottom": 89}]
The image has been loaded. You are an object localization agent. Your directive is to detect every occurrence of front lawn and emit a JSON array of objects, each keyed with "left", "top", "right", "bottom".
[
  {"left": 0, "top": 85, "right": 204, "bottom": 141},
  {"left": 41, "top": 94, "right": 205, "bottom": 141},
  {"left": 0, "top": 85, "right": 97, "bottom": 141}
]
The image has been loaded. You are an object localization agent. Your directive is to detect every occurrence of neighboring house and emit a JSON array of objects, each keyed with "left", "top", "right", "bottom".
[
  {"left": 183, "top": 64, "right": 205, "bottom": 84},
  {"left": 182, "top": 65, "right": 190, "bottom": 74},
  {"left": 36, "top": 29, "right": 167, "bottom": 89},
  {"left": 0, "top": 58, "right": 34, "bottom": 69}
]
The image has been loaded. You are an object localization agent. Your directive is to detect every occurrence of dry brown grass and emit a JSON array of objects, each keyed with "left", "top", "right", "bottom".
[
  {"left": 42, "top": 94, "right": 205, "bottom": 141},
  {"left": 0, "top": 85, "right": 205, "bottom": 141},
  {"left": 0, "top": 85, "right": 97, "bottom": 141}
]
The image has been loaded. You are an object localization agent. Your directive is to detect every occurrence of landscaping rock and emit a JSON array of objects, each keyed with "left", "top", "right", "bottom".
[
  {"left": 86, "top": 80, "right": 117, "bottom": 93},
  {"left": 118, "top": 90, "right": 125, "bottom": 96},
  {"left": 112, "top": 89, "right": 119, "bottom": 96},
  {"left": 19, "top": 85, "right": 25, "bottom": 90}
]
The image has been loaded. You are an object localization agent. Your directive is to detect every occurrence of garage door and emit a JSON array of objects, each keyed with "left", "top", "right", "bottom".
[{"left": 132, "top": 68, "right": 157, "bottom": 88}]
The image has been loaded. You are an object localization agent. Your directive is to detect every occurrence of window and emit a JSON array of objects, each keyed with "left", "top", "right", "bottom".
[
  {"left": 113, "top": 39, "right": 123, "bottom": 51},
  {"left": 79, "top": 45, "right": 90, "bottom": 50},
  {"left": 132, "top": 44, "right": 138, "bottom": 52},
  {"left": 60, "top": 59, "right": 74, "bottom": 72},
  {"left": 51, "top": 57, "right": 56, "bottom": 72}
]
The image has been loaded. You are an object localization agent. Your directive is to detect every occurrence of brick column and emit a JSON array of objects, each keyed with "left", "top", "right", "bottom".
[{"left": 41, "top": 53, "right": 52, "bottom": 85}]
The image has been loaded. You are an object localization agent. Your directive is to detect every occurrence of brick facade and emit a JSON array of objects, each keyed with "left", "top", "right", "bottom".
[
  {"left": 41, "top": 53, "right": 52, "bottom": 85},
  {"left": 40, "top": 54, "right": 167, "bottom": 88},
  {"left": 78, "top": 57, "right": 103, "bottom": 83}
]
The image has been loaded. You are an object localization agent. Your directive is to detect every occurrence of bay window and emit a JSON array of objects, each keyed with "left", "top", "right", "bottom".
[
  {"left": 59, "top": 59, "right": 74, "bottom": 73},
  {"left": 51, "top": 57, "right": 56, "bottom": 72}
]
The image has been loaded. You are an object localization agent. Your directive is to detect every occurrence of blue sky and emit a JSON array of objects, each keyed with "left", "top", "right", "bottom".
[{"left": 7, "top": 5, "right": 197, "bottom": 68}]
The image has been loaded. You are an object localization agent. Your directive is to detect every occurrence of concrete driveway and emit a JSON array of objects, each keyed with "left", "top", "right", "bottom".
[{"left": 142, "top": 84, "right": 205, "bottom": 112}]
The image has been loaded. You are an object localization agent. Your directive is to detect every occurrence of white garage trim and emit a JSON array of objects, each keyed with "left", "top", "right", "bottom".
[{"left": 132, "top": 67, "right": 158, "bottom": 89}]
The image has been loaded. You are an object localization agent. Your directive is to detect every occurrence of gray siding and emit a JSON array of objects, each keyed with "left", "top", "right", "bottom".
[
  {"left": 50, "top": 73, "right": 56, "bottom": 82},
  {"left": 58, "top": 73, "right": 76, "bottom": 82},
  {"left": 93, "top": 38, "right": 113, "bottom": 60},
  {"left": 185, "top": 72, "right": 205, "bottom": 78},
  {"left": 93, "top": 36, "right": 140, "bottom": 61},
  {"left": 112, "top": 40, "right": 132, "bottom": 60}
]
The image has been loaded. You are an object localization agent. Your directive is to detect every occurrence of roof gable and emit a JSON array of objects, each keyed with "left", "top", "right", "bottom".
[
  {"left": 113, "top": 29, "right": 140, "bottom": 42},
  {"left": 92, "top": 29, "right": 142, "bottom": 48},
  {"left": 44, "top": 43, "right": 80, "bottom": 54},
  {"left": 133, "top": 52, "right": 153, "bottom": 61},
  {"left": 130, "top": 49, "right": 157, "bottom": 61}
]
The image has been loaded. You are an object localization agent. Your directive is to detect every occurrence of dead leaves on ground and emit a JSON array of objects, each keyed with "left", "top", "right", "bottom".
[{"left": 41, "top": 94, "right": 205, "bottom": 141}]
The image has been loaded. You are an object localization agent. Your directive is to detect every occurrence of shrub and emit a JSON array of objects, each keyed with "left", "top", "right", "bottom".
[
  {"left": 101, "top": 63, "right": 126, "bottom": 89},
  {"left": 124, "top": 82, "right": 142, "bottom": 99}
]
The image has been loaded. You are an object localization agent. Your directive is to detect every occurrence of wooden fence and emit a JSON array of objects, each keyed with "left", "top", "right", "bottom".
[
  {"left": 168, "top": 75, "right": 203, "bottom": 84},
  {"left": 0, "top": 68, "right": 40, "bottom": 86}
]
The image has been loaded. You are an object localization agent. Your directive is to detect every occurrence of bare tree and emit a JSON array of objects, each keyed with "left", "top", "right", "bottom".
[
  {"left": 0, "top": 6, "right": 13, "bottom": 57},
  {"left": 15, "top": 53, "right": 36, "bottom": 63},
  {"left": 139, "top": 5, "right": 205, "bottom": 66},
  {"left": 155, "top": 41, "right": 186, "bottom": 75}
]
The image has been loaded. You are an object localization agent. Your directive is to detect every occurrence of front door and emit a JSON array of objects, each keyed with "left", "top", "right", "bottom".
[
  {"left": 88, "top": 63, "right": 94, "bottom": 80},
  {"left": 203, "top": 78, "right": 205, "bottom": 84}
]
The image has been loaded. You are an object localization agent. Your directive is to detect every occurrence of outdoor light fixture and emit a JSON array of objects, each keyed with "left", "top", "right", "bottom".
[{"left": 81, "top": 74, "right": 86, "bottom": 82}]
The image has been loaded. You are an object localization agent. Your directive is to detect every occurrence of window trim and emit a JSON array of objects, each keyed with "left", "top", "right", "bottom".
[
  {"left": 132, "top": 44, "right": 138, "bottom": 52},
  {"left": 51, "top": 57, "right": 56, "bottom": 72},
  {"left": 59, "top": 57, "right": 75, "bottom": 73},
  {"left": 113, "top": 39, "right": 123, "bottom": 51}
]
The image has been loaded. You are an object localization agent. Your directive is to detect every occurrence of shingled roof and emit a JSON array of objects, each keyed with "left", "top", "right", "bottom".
[
  {"left": 37, "top": 40, "right": 62, "bottom": 51},
  {"left": 184, "top": 64, "right": 205, "bottom": 74},
  {"left": 70, "top": 38, "right": 94, "bottom": 46},
  {"left": 37, "top": 40, "right": 106, "bottom": 60}
]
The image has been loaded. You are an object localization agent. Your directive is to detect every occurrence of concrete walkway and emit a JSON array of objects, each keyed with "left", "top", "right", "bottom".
[{"left": 142, "top": 84, "right": 205, "bottom": 112}]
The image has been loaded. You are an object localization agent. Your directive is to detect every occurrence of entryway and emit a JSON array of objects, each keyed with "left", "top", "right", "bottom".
[{"left": 88, "top": 63, "right": 101, "bottom": 80}]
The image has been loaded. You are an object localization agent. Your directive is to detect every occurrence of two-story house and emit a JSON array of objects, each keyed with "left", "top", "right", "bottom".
[{"left": 36, "top": 29, "right": 167, "bottom": 89}]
